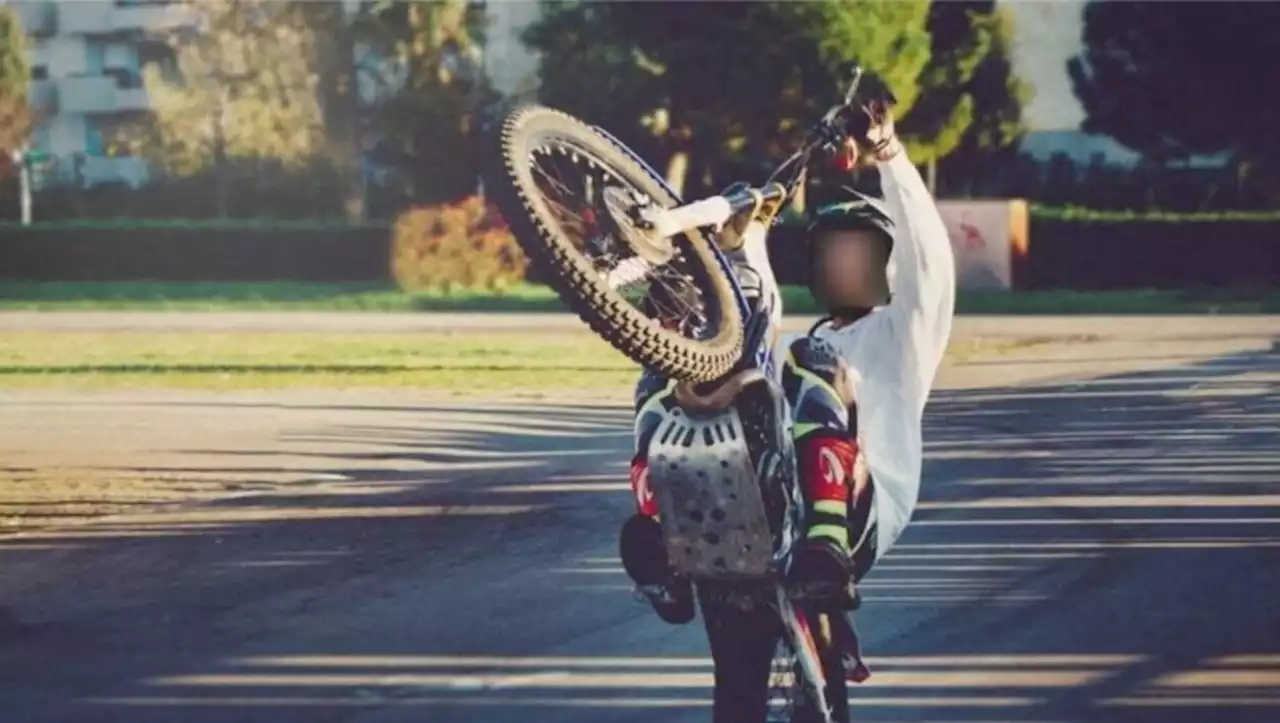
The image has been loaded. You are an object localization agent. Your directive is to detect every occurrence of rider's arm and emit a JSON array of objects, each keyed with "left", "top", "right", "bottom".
[{"left": 875, "top": 152, "right": 956, "bottom": 397}]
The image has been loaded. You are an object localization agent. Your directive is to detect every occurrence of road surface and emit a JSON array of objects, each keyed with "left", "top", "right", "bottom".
[
  {"left": 0, "top": 319, "right": 1277, "bottom": 722},
  {"left": 0, "top": 310, "right": 1276, "bottom": 339}
]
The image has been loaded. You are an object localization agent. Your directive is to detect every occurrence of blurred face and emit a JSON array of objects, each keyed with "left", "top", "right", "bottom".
[{"left": 812, "top": 229, "right": 890, "bottom": 309}]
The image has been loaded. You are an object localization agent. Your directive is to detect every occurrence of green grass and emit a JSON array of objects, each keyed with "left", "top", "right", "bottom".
[
  {"left": 0, "top": 329, "right": 1037, "bottom": 393},
  {"left": 0, "top": 281, "right": 1277, "bottom": 314},
  {"left": 0, "top": 330, "right": 638, "bottom": 394},
  {"left": 1029, "top": 205, "right": 1280, "bottom": 222}
]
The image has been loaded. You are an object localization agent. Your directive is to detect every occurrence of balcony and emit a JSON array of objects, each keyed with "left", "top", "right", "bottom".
[
  {"left": 29, "top": 80, "right": 58, "bottom": 116},
  {"left": 13, "top": 2, "right": 57, "bottom": 37},
  {"left": 114, "top": 86, "right": 152, "bottom": 111},
  {"left": 52, "top": 1, "right": 195, "bottom": 37},
  {"left": 58, "top": 70, "right": 154, "bottom": 115},
  {"left": 58, "top": 76, "right": 119, "bottom": 114},
  {"left": 56, "top": 1, "right": 114, "bottom": 35},
  {"left": 79, "top": 156, "right": 150, "bottom": 189},
  {"left": 113, "top": 3, "right": 197, "bottom": 33}
]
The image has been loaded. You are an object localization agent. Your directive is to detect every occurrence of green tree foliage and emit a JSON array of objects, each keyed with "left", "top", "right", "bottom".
[
  {"left": 122, "top": 0, "right": 324, "bottom": 216},
  {"left": 0, "top": 6, "right": 31, "bottom": 178},
  {"left": 296, "top": 1, "right": 365, "bottom": 221},
  {"left": 902, "top": 2, "right": 1029, "bottom": 165},
  {"left": 524, "top": 1, "right": 932, "bottom": 198},
  {"left": 355, "top": 0, "right": 499, "bottom": 206},
  {"left": 1069, "top": 1, "right": 1280, "bottom": 200},
  {"left": 932, "top": 3, "right": 1030, "bottom": 195}
]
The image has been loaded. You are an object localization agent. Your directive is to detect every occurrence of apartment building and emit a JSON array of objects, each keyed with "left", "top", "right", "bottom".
[
  {"left": 8, "top": 0, "right": 523, "bottom": 190},
  {"left": 7, "top": 0, "right": 193, "bottom": 188}
]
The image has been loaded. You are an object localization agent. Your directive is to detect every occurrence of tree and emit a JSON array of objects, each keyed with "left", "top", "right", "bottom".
[
  {"left": 938, "top": 3, "right": 1030, "bottom": 196},
  {"left": 0, "top": 6, "right": 32, "bottom": 179},
  {"left": 900, "top": 1, "right": 1029, "bottom": 193},
  {"left": 297, "top": 1, "right": 365, "bottom": 221},
  {"left": 354, "top": 0, "right": 498, "bottom": 207},
  {"left": 524, "top": 1, "right": 933, "bottom": 199},
  {"left": 898, "top": 1, "right": 991, "bottom": 168},
  {"left": 1069, "top": 2, "right": 1280, "bottom": 201},
  {"left": 122, "top": 0, "right": 324, "bottom": 216}
]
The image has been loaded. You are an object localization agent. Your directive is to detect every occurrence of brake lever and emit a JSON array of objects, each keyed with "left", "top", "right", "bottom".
[
  {"left": 843, "top": 66, "right": 864, "bottom": 106},
  {"left": 810, "top": 65, "right": 866, "bottom": 154}
]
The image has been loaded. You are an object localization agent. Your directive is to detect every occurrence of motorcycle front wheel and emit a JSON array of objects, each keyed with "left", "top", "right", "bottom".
[{"left": 484, "top": 104, "right": 743, "bottom": 383}]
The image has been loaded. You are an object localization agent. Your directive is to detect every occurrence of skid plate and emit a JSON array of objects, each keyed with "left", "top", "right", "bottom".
[{"left": 647, "top": 405, "right": 777, "bottom": 579}]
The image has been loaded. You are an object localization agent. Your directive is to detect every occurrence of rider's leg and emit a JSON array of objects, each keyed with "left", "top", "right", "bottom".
[
  {"left": 699, "top": 586, "right": 782, "bottom": 723},
  {"left": 617, "top": 368, "right": 697, "bottom": 623},
  {"left": 782, "top": 335, "right": 877, "bottom": 596}
]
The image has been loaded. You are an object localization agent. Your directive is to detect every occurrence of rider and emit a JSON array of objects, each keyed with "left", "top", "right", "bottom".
[{"left": 619, "top": 97, "right": 956, "bottom": 614}]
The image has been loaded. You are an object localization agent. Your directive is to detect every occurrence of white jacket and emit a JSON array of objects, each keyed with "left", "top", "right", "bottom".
[{"left": 738, "top": 152, "right": 956, "bottom": 559}]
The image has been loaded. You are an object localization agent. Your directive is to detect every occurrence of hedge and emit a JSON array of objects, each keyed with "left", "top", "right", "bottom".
[
  {"left": 0, "top": 223, "right": 392, "bottom": 282},
  {"left": 1023, "top": 215, "right": 1279, "bottom": 290},
  {"left": 0, "top": 208, "right": 1276, "bottom": 290}
]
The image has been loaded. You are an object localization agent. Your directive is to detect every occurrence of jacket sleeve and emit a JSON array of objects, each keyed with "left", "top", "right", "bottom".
[{"left": 874, "top": 153, "right": 957, "bottom": 399}]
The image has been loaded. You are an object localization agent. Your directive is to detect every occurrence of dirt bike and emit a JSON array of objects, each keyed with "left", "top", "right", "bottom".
[{"left": 484, "top": 66, "right": 880, "bottom": 723}]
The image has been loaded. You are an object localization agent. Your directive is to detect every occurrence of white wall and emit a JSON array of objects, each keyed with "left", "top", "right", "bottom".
[
  {"left": 48, "top": 114, "right": 87, "bottom": 154},
  {"left": 44, "top": 35, "right": 88, "bottom": 76}
]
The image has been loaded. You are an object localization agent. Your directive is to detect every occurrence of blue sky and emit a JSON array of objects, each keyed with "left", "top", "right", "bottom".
[{"left": 1004, "top": 0, "right": 1087, "bottom": 131}]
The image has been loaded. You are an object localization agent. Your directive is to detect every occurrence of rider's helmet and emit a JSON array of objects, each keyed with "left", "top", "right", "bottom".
[{"left": 806, "top": 189, "right": 895, "bottom": 321}]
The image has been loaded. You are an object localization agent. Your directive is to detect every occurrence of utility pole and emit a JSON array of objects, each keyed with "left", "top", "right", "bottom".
[{"left": 11, "top": 148, "right": 31, "bottom": 226}]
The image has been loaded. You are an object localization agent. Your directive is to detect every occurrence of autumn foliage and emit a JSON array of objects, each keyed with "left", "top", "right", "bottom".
[{"left": 391, "top": 196, "right": 528, "bottom": 292}]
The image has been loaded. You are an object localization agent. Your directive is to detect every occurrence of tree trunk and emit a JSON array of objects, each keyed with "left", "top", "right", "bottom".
[
  {"left": 312, "top": 1, "right": 365, "bottom": 222},
  {"left": 214, "top": 88, "right": 230, "bottom": 218}
]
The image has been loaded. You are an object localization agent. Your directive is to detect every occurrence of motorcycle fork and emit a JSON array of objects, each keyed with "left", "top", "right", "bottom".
[{"left": 776, "top": 587, "right": 836, "bottom": 723}]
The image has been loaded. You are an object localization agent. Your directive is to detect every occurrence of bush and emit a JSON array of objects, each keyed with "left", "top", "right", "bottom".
[{"left": 391, "top": 196, "right": 528, "bottom": 292}]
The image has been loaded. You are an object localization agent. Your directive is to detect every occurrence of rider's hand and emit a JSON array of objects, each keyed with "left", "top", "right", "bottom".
[
  {"left": 834, "top": 137, "right": 859, "bottom": 173},
  {"left": 848, "top": 97, "right": 903, "bottom": 164},
  {"left": 715, "top": 181, "right": 783, "bottom": 251}
]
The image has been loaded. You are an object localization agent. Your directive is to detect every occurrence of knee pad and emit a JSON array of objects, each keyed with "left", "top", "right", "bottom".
[
  {"left": 783, "top": 336, "right": 856, "bottom": 438},
  {"left": 634, "top": 368, "right": 671, "bottom": 412},
  {"left": 633, "top": 372, "right": 675, "bottom": 457}
]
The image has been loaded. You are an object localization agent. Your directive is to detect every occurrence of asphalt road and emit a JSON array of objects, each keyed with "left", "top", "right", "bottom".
[
  {"left": 0, "top": 310, "right": 1276, "bottom": 340},
  {"left": 0, "top": 320, "right": 1278, "bottom": 722}
]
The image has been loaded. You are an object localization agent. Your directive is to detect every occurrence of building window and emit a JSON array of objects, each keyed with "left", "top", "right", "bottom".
[
  {"left": 106, "top": 68, "right": 144, "bottom": 89},
  {"left": 85, "top": 123, "right": 105, "bottom": 157},
  {"left": 138, "top": 40, "right": 179, "bottom": 84},
  {"left": 85, "top": 42, "right": 107, "bottom": 75},
  {"left": 32, "top": 124, "right": 52, "bottom": 152}
]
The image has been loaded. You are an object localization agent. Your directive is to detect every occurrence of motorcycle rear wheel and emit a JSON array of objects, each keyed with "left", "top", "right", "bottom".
[{"left": 698, "top": 582, "right": 849, "bottom": 723}]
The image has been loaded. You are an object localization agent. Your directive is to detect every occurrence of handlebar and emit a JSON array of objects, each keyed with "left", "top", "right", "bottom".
[
  {"left": 711, "top": 66, "right": 873, "bottom": 228},
  {"left": 641, "top": 65, "right": 881, "bottom": 239}
]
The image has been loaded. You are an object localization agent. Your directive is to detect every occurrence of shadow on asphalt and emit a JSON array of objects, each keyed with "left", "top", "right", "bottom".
[{"left": 0, "top": 346, "right": 1277, "bottom": 723}]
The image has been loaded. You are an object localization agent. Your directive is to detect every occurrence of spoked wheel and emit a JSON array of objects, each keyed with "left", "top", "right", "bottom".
[
  {"left": 485, "top": 104, "right": 743, "bottom": 383},
  {"left": 769, "top": 612, "right": 850, "bottom": 723},
  {"left": 699, "top": 582, "right": 849, "bottom": 723}
]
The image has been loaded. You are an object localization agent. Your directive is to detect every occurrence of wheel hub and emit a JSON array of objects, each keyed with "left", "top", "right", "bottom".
[{"left": 602, "top": 186, "right": 676, "bottom": 265}]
